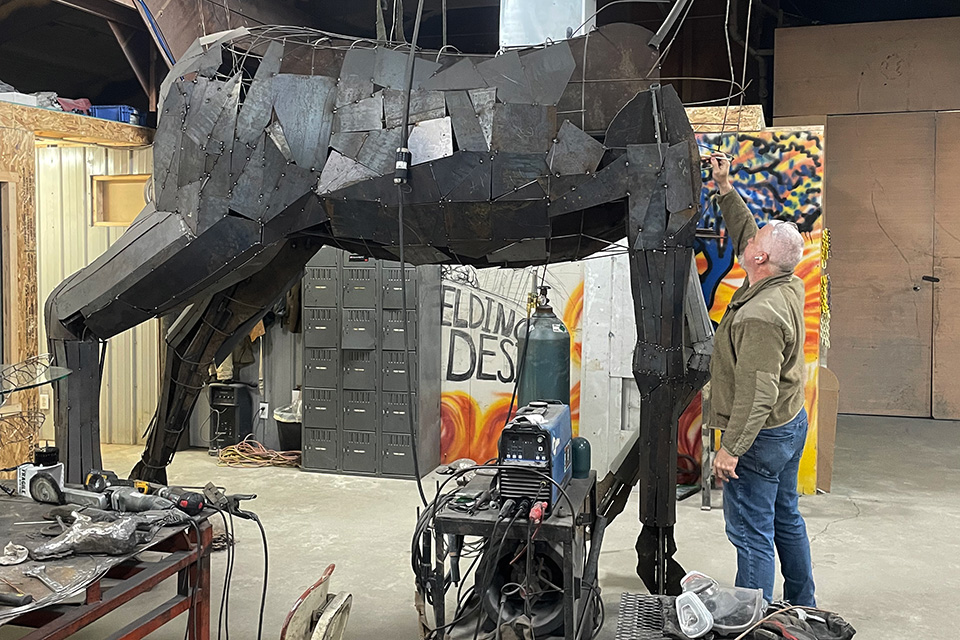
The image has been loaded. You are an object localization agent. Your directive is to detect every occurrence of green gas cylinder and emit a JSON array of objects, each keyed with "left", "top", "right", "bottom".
[{"left": 517, "top": 286, "right": 570, "bottom": 407}]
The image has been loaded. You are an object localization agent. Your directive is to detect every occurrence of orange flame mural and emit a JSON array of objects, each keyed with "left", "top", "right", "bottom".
[{"left": 440, "top": 278, "right": 585, "bottom": 464}]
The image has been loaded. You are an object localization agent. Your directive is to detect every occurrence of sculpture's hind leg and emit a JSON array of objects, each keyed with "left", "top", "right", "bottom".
[{"left": 132, "top": 236, "right": 322, "bottom": 482}]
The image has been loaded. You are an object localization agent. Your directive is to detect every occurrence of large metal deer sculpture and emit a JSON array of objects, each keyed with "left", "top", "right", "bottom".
[{"left": 45, "top": 22, "right": 712, "bottom": 591}]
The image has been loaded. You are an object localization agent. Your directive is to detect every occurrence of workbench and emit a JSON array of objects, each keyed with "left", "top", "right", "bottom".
[
  {"left": 431, "top": 471, "right": 597, "bottom": 640},
  {"left": 0, "top": 495, "right": 213, "bottom": 639}
]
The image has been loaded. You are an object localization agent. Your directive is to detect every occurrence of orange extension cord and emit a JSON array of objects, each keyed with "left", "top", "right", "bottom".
[{"left": 216, "top": 435, "right": 300, "bottom": 468}]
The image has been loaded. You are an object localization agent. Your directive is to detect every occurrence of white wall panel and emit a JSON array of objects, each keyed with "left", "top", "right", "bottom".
[{"left": 35, "top": 144, "right": 158, "bottom": 444}]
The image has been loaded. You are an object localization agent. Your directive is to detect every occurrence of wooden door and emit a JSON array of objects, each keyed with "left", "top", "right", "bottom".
[
  {"left": 826, "top": 113, "right": 936, "bottom": 416},
  {"left": 934, "top": 112, "right": 960, "bottom": 418}
]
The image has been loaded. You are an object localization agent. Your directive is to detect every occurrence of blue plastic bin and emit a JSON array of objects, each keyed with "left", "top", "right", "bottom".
[{"left": 89, "top": 105, "right": 142, "bottom": 126}]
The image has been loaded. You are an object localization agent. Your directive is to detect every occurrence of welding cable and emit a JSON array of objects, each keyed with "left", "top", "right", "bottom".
[
  {"left": 414, "top": 465, "right": 577, "bottom": 635},
  {"left": 213, "top": 508, "right": 233, "bottom": 640},
  {"left": 224, "top": 509, "right": 237, "bottom": 640},
  {"left": 395, "top": 0, "right": 430, "bottom": 509},
  {"left": 250, "top": 512, "right": 270, "bottom": 640},
  {"left": 422, "top": 500, "right": 517, "bottom": 639},
  {"left": 471, "top": 504, "right": 525, "bottom": 640}
]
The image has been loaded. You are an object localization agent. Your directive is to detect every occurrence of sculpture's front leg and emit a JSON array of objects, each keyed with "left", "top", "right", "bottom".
[{"left": 622, "top": 85, "right": 711, "bottom": 594}]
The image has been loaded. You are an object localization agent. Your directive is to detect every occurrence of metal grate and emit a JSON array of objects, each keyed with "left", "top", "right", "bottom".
[{"left": 615, "top": 593, "right": 668, "bottom": 640}]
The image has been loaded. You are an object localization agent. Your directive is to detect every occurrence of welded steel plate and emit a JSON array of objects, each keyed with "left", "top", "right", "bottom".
[
  {"left": 490, "top": 104, "right": 554, "bottom": 154},
  {"left": 207, "top": 80, "right": 240, "bottom": 156},
  {"left": 317, "top": 150, "right": 379, "bottom": 194},
  {"left": 273, "top": 74, "right": 337, "bottom": 169},
  {"left": 185, "top": 75, "right": 240, "bottom": 147},
  {"left": 520, "top": 41, "right": 576, "bottom": 106},
  {"left": 421, "top": 57, "right": 487, "bottom": 91},
  {"left": 445, "top": 161, "right": 492, "bottom": 202},
  {"left": 444, "top": 202, "right": 492, "bottom": 241},
  {"left": 229, "top": 135, "right": 268, "bottom": 218},
  {"left": 489, "top": 201, "right": 549, "bottom": 239},
  {"left": 543, "top": 174, "right": 591, "bottom": 201},
  {"left": 430, "top": 152, "right": 483, "bottom": 196},
  {"left": 266, "top": 121, "right": 293, "bottom": 162},
  {"left": 547, "top": 120, "right": 605, "bottom": 176},
  {"left": 492, "top": 153, "right": 548, "bottom": 200},
  {"left": 663, "top": 142, "right": 696, "bottom": 214},
  {"left": 549, "top": 154, "right": 629, "bottom": 216},
  {"left": 408, "top": 117, "right": 453, "bottom": 165},
  {"left": 356, "top": 127, "right": 403, "bottom": 175},
  {"left": 330, "top": 131, "right": 368, "bottom": 159},
  {"left": 335, "top": 93, "right": 383, "bottom": 132},
  {"left": 487, "top": 238, "right": 548, "bottom": 263},
  {"left": 469, "top": 88, "right": 496, "bottom": 149},
  {"left": 476, "top": 51, "right": 533, "bottom": 103},
  {"left": 445, "top": 91, "right": 488, "bottom": 152},
  {"left": 337, "top": 73, "right": 375, "bottom": 107},
  {"left": 383, "top": 89, "right": 446, "bottom": 129},
  {"left": 236, "top": 40, "right": 284, "bottom": 145},
  {"left": 373, "top": 47, "right": 440, "bottom": 90},
  {"left": 341, "top": 47, "right": 376, "bottom": 80},
  {"left": 326, "top": 199, "right": 383, "bottom": 240},
  {"left": 385, "top": 244, "right": 450, "bottom": 264}
]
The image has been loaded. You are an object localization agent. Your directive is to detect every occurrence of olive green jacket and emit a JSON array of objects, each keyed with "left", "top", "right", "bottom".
[{"left": 707, "top": 189, "right": 807, "bottom": 457}]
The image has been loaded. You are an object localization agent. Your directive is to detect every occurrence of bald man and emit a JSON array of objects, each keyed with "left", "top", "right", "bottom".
[{"left": 706, "top": 155, "right": 816, "bottom": 607}]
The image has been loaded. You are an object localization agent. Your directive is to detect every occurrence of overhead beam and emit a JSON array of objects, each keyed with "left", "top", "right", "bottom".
[
  {"left": 51, "top": 0, "right": 143, "bottom": 30},
  {"left": 108, "top": 20, "right": 152, "bottom": 102}
]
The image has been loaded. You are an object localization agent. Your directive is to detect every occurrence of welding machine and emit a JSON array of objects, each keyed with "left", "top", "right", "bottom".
[{"left": 497, "top": 401, "right": 573, "bottom": 509}]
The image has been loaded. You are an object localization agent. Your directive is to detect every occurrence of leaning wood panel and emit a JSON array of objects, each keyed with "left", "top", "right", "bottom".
[
  {"left": 775, "top": 18, "right": 960, "bottom": 117},
  {"left": 933, "top": 112, "right": 960, "bottom": 419},
  {"left": 825, "top": 112, "right": 935, "bottom": 417}
]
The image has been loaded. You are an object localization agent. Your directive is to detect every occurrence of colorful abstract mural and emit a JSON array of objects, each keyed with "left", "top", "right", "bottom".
[{"left": 683, "top": 129, "right": 825, "bottom": 494}]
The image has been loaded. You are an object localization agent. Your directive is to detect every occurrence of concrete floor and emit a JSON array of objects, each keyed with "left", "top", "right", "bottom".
[{"left": 2, "top": 414, "right": 957, "bottom": 639}]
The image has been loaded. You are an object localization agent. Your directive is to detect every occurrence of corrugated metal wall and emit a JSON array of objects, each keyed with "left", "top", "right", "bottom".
[{"left": 35, "top": 144, "right": 158, "bottom": 445}]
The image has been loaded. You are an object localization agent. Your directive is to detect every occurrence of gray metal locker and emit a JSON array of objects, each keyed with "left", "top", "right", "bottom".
[
  {"left": 382, "top": 350, "right": 418, "bottom": 392},
  {"left": 303, "top": 388, "right": 338, "bottom": 430},
  {"left": 382, "top": 391, "right": 417, "bottom": 433},
  {"left": 343, "top": 390, "right": 378, "bottom": 431},
  {"left": 304, "top": 307, "right": 340, "bottom": 348},
  {"left": 303, "top": 428, "right": 338, "bottom": 471},
  {"left": 381, "top": 433, "right": 415, "bottom": 477},
  {"left": 382, "top": 309, "right": 417, "bottom": 351},
  {"left": 303, "top": 266, "right": 339, "bottom": 307},
  {"left": 342, "top": 430, "right": 377, "bottom": 474},
  {"left": 342, "top": 267, "right": 378, "bottom": 308},
  {"left": 342, "top": 350, "right": 378, "bottom": 390},
  {"left": 301, "top": 248, "right": 442, "bottom": 480},
  {"left": 382, "top": 266, "right": 417, "bottom": 309},
  {"left": 304, "top": 348, "right": 339, "bottom": 389},
  {"left": 342, "top": 309, "right": 377, "bottom": 350}
]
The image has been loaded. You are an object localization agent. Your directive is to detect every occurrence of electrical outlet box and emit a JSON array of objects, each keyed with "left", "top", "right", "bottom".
[
  {"left": 39, "top": 394, "right": 50, "bottom": 410},
  {"left": 258, "top": 402, "right": 269, "bottom": 420}
]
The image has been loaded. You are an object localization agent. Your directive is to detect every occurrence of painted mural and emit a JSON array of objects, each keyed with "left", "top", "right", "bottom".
[
  {"left": 439, "top": 264, "right": 583, "bottom": 465},
  {"left": 683, "top": 130, "right": 825, "bottom": 493}
]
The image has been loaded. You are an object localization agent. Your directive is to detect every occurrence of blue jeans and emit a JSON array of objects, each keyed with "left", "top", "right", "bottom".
[{"left": 722, "top": 408, "right": 816, "bottom": 606}]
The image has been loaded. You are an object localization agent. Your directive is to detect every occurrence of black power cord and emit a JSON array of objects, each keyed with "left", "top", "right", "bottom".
[
  {"left": 250, "top": 513, "right": 269, "bottom": 640},
  {"left": 182, "top": 519, "right": 202, "bottom": 640},
  {"left": 395, "top": 0, "right": 430, "bottom": 509}
]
